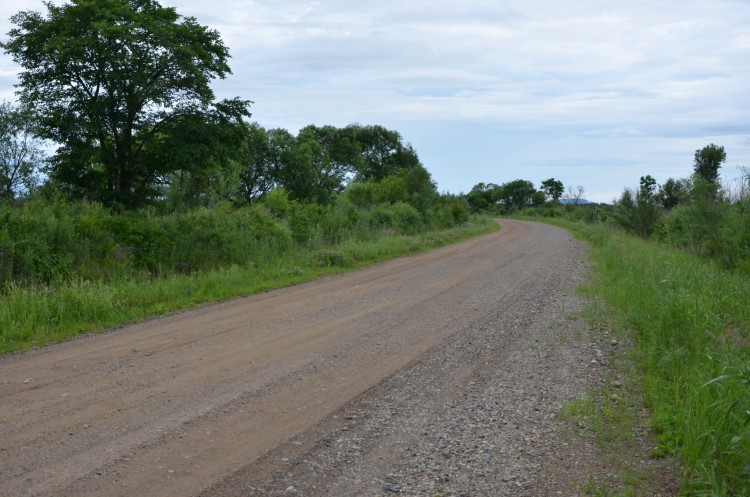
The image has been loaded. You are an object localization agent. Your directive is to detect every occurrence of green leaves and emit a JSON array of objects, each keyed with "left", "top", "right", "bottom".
[
  {"left": 540, "top": 178, "right": 564, "bottom": 202},
  {"left": 3, "top": 0, "right": 238, "bottom": 208},
  {"left": 694, "top": 143, "right": 726, "bottom": 185},
  {"left": 0, "top": 101, "right": 45, "bottom": 199}
]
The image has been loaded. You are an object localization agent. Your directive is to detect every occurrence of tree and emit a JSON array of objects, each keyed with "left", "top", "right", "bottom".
[
  {"left": 640, "top": 175, "right": 657, "bottom": 196},
  {"left": 693, "top": 144, "right": 726, "bottom": 185},
  {"left": 2, "top": 0, "right": 250, "bottom": 207},
  {"left": 402, "top": 164, "right": 437, "bottom": 212},
  {"left": 566, "top": 185, "right": 585, "bottom": 205},
  {"left": 146, "top": 98, "right": 250, "bottom": 208},
  {"left": 348, "top": 124, "right": 420, "bottom": 182},
  {"left": 497, "top": 179, "right": 537, "bottom": 212},
  {"left": 613, "top": 182, "right": 660, "bottom": 238},
  {"left": 540, "top": 178, "right": 564, "bottom": 203},
  {"left": 656, "top": 177, "right": 685, "bottom": 210},
  {"left": 299, "top": 124, "right": 359, "bottom": 186},
  {"left": 0, "top": 101, "right": 44, "bottom": 199},
  {"left": 466, "top": 182, "right": 501, "bottom": 212},
  {"left": 274, "top": 129, "right": 342, "bottom": 204},
  {"left": 236, "top": 123, "right": 278, "bottom": 203}
]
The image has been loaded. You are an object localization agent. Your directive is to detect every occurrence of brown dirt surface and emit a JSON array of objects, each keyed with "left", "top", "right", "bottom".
[{"left": 0, "top": 220, "right": 677, "bottom": 496}]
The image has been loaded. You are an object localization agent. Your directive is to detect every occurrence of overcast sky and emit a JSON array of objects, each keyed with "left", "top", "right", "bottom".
[{"left": 2, "top": 0, "right": 749, "bottom": 202}]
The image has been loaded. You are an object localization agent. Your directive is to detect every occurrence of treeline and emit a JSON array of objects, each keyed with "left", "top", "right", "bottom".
[
  {"left": 1, "top": 98, "right": 438, "bottom": 212},
  {"left": 488, "top": 144, "right": 750, "bottom": 271},
  {"left": 611, "top": 144, "right": 750, "bottom": 271},
  {"left": 0, "top": 0, "right": 478, "bottom": 293},
  {"left": 464, "top": 177, "right": 586, "bottom": 213},
  {"left": 0, "top": 0, "right": 438, "bottom": 214},
  {"left": 0, "top": 120, "right": 470, "bottom": 288}
]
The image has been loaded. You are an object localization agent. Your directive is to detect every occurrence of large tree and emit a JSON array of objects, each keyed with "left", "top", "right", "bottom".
[
  {"left": 497, "top": 179, "right": 538, "bottom": 211},
  {"left": 0, "top": 101, "right": 44, "bottom": 199},
  {"left": 348, "top": 124, "right": 421, "bottom": 182},
  {"left": 236, "top": 123, "right": 279, "bottom": 203},
  {"left": 2, "top": 0, "right": 250, "bottom": 207},
  {"left": 693, "top": 143, "right": 726, "bottom": 185}
]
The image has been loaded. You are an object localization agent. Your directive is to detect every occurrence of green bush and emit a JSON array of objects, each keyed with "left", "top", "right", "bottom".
[
  {"left": 389, "top": 202, "right": 422, "bottom": 234},
  {"left": 344, "top": 182, "right": 378, "bottom": 209},
  {"left": 657, "top": 178, "right": 750, "bottom": 271}
]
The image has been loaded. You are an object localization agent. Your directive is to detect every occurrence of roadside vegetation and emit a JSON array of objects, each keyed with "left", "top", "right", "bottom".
[
  {"left": 0, "top": 0, "right": 494, "bottom": 354},
  {"left": 0, "top": 193, "right": 493, "bottom": 354},
  {"left": 488, "top": 148, "right": 748, "bottom": 496}
]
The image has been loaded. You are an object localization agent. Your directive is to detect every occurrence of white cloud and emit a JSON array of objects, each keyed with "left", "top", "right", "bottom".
[{"left": 1, "top": 0, "right": 749, "bottom": 198}]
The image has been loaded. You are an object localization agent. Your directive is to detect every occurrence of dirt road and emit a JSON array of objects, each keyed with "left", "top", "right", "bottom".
[{"left": 0, "top": 220, "right": 663, "bottom": 496}]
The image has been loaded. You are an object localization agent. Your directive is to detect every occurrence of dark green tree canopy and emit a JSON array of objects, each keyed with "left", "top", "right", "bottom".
[
  {"left": 466, "top": 182, "right": 501, "bottom": 212},
  {"left": 466, "top": 180, "right": 541, "bottom": 212},
  {"left": 693, "top": 143, "right": 726, "bottom": 185},
  {"left": 234, "top": 123, "right": 430, "bottom": 206},
  {"left": 347, "top": 124, "right": 421, "bottom": 182},
  {"left": 639, "top": 175, "right": 657, "bottom": 196},
  {"left": 656, "top": 177, "right": 685, "bottom": 210},
  {"left": 497, "top": 179, "right": 538, "bottom": 211},
  {"left": 3, "top": 0, "right": 250, "bottom": 207},
  {"left": 540, "top": 178, "right": 564, "bottom": 202}
]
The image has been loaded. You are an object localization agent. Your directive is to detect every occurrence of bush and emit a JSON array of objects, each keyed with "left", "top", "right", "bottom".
[
  {"left": 612, "top": 187, "right": 660, "bottom": 238},
  {"left": 657, "top": 177, "right": 750, "bottom": 271},
  {"left": 344, "top": 182, "right": 378, "bottom": 209}
]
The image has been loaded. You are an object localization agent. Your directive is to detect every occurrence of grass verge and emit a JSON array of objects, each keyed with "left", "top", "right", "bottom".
[
  {"left": 532, "top": 217, "right": 750, "bottom": 496},
  {"left": 0, "top": 218, "right": 498, "bottom": 356}
]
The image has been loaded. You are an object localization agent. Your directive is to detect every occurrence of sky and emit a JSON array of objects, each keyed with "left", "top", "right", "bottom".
[{"left": 1, "top": 0, "right": 749, "bottom": 202}]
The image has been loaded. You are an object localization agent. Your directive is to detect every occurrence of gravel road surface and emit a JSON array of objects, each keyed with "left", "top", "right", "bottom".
[{"left": 0, "top": 220, "right": 671, "bottom": 496}]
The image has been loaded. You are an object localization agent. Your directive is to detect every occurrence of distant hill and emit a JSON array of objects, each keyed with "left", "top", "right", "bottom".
[{"left": 559, "top": 198, "right": 593, "bottom": 205}]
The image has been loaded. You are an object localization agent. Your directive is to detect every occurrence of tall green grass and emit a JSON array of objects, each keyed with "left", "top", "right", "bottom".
[
  {"left": 545, "top": 219, "right": 750, "bottom": 495},
  {"left": 0, "top": 212, "right": 496, "bottom": 355}
]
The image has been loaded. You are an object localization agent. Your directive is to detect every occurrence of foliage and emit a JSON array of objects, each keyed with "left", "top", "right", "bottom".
[
  {"left": 232, "top": 122, "right": 435, "bottom": 210},
  {"left": 145, "top": 98, "right": 250, "bottom": 209},
  {"left": 565, "top": 221, "right": 750, "bottom": 496},
  {"left": 611, "top": 175, "right": 661, "bottom": 238},
  {"left": 657, "top": 177, "right": 750, "bottom": 270},
  {"left": 655, "top": 177, "right": 686, "bottom": 210},
  {"left": 236, "top": 123, "right": 278, "bottom": 203},
  {"left": 2, "top": 0, "right": 250, "bottom": 208},
  {"left": 349, "top": 124, "right": 421, "bottom": 182},
  {"left": 466, "top": 182, "right": 501, "bottom": 212},
  {"left": 344, "top": 181, "right": 378, "bottom": 209},
  {"left": 540, "top": 177, "right": 564, "bottom": 202},
  {"left": 467, "top": 179, "right": 545, "bottom": 213},
  {"left": 694, "top": 143, "right": 726, "bottom": 185},
  {"left": 0, "top": 183, "right": 476, "bottom": 290},
  {"left": 497, "top": 179, "right": 540, "bottom": 211},
  {"left": 0, "top": 101, "right": 44, "bottom": 199},
  {"left": 0, "top": 196, "right": 497, "bottom": 353}
]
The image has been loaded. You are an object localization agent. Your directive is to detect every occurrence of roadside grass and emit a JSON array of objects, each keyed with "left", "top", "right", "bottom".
[
  {"left": 0, "top": 218, "right": 498, "bottom": 355},
  {"left": 559, "top": 296, "right": 662, "bottom": 497},
  {"left": 532, "top": 217, "right": 750, "bottom": 496}
]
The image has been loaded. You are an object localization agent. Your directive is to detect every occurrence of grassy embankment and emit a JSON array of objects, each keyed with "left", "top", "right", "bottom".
[
  {"left": 538, "top": 217, "right": 750, "bottom": 496},
  {"left": 0, "top": 196, "right": 497, "bottom": 355}
]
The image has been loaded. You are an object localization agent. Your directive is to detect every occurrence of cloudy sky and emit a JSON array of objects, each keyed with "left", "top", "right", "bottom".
[{"left": 2, "top": 0, "right": 749, "bottom": 202}]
